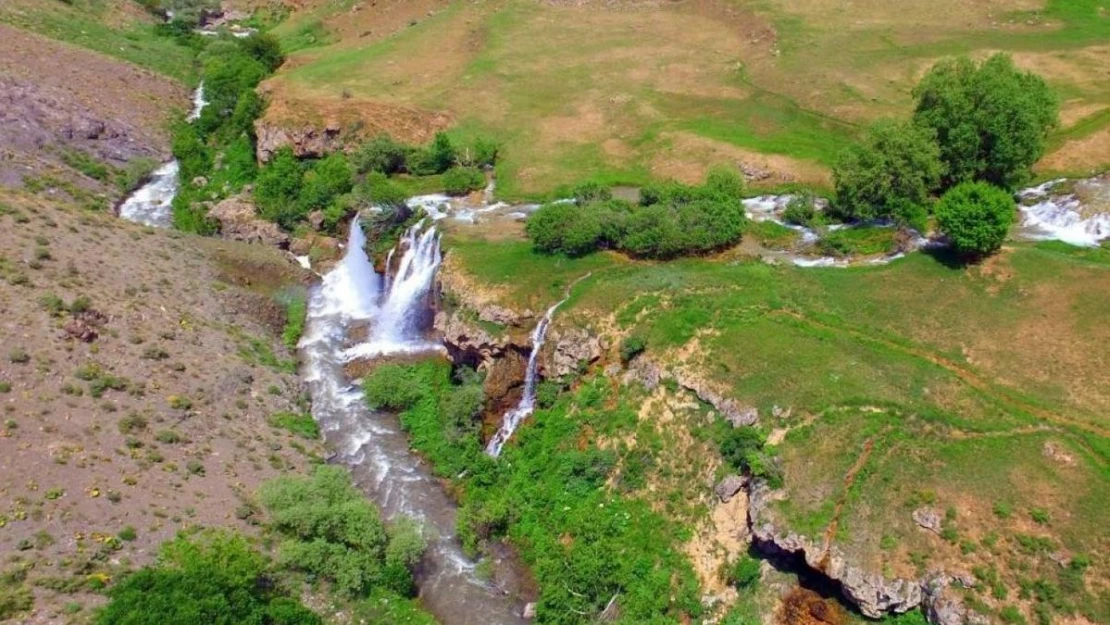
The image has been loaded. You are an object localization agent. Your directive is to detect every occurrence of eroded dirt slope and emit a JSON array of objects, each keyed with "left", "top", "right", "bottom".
[{"left": 0, "top": 189, "right": 322, "bottom": 623}]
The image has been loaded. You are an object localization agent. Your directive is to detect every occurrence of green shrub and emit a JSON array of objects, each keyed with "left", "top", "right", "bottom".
[
  {"left": 782, "top": 192, "right": 819, "bottom": 227},
  {"left": 118, "top": 526, "right": 137, "bottom": 542},
  {"left": 155, "top": 430, "right": 183, "bottom": 444},
  {"left": 993, "top": 501, "right": 1012, "bottom": 519},
  {"left": 999, "top": 605, "right": 1028, "bottom": 625},
  {"left": 352, "top": 135, "right": 408, "bottom": 175},
  {"left": 527, "top": 176, "right": 747, "bottom": 259},
  {"left": 118, "top": 413, "right": 148, "bottom": 434},
  {"left": 913, "top": 53, "right": 1057, "bottom": 189},
  {"left": 406, "top": 133, "right": 456, "bottom": 175},
  {"left": 280, "top": 290, "right": 307, "bottom": 349},
  {"left": 94, "top": 530, "right": 320, "bottom": 625},
  {"left": 259, "top": 466, "right": 425, "bottom": 597},
  {"left": 728, "top": 555, "right": 761, "bottom": 589},
  {"left": 267, "top": 412, "right": 319, "bottom": 439},
  {"left": 1029, "top": 508, "right": 1050, "bottom": 525},
  {"left": 934, "top": 181, "right": 1014, "bottom": 257},
  {"left": 832, "top": 119, "right": 942, "bottom": 225},
  {"left": 442, "top": 166, "right": 485, "bottom": 196},
  {"left": 572, "top": 181, "right": 612, "bottom": 204},
  {"left": 619, "top": 335, "right": 646, "bottom": 363},
  {"left": 363, "top": 364, "right": 427, "bottom": 410}
]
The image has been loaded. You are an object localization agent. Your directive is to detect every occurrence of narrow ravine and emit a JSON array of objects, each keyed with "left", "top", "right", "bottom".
[
  {"left": 299, "top": 218, "right": 530, "bottom": 625},
  {"left": 117, "top": 83, "right": 206, "bottom": 228}
]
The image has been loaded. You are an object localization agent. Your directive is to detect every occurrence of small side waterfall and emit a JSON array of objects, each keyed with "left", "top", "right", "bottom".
[
  {"left": 301, "top": 219, "right": 529, "bottom": 624},
  {"left": 485, "top": 296, "right": 568, "bottom": 458},
  {"left": 344, "top": 220, "right": 443, "bottom": 359},
  {"left": 118, "top": 82, "right": 207, "bottom": 228}
]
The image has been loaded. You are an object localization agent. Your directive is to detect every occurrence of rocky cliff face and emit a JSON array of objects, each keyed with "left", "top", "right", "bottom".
[
  {"left": 255, "top": 120, "right": 345, "bottom": 162},
  {"left": 747, "top": 481, "right": 977, "bottom": 623}
]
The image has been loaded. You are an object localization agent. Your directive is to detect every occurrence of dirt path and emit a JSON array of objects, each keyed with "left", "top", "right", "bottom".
[
  {"left": 818, "top": 437, "right": 875, "bottom": 569},
  {"left": 773, "top": 309, "right": 1110, "bottom": 439}
]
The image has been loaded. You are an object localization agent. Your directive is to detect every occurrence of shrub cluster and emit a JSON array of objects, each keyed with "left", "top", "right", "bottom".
[
  {"left": 95, "top": 530, "right": 320, "bottom": 625},
  {"left": 169, "top": 32, "right": 284, "bottom": 233},
  {"left": 254, "top": 132, "right": 495, "bottom": 232},
  {"left": 258, "top": 466, "right": 427, "bottom": 598},
  {"left": 526, "top": 169, "right": 747, "bottom": 259}
]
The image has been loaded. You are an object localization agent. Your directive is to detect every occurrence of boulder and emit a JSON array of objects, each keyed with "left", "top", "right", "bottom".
[
  {"left": 255, "top": 120, "right": 343, "bottom": 162},
  {"left": 676, "top": 372, "right": 758, "bottom": 427},
  {"left": 522, "top": 603, "right": 536, "bottom": 619},
  {"left": 208, "top": 194, "right": 290, "bottom": 249},
  {"left": 308, "top": 210, "right": 326, "bottom": 231},
  {"left": 714, "top": 474, "right": 748, "bottom": 503},
  {"left": 546, "top": 326, "right": 602, "bottom": 378},
  {"left": 912, "top": 507, "right": 942, "bottom": 534}
]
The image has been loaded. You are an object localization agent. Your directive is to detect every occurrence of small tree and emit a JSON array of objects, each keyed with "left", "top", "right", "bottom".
[
  {"left": 832, "top": 119, "right": 943, "bottom": 225},
  {"left": 934, "top": 182, "right": 1014, "bottom": 257},
  {"left": 913, "top": 54, "right": 1057, "bottom": 190}
]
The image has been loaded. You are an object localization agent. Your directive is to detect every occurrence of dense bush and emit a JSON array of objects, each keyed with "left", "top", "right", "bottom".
[
  {"left": 352, "top": 135, "right": 408, "bottom": 175},
  {"left": 526, "top": 170, "right": 747, "bottom": 259},
  {"left": 366, "top": 361, "right": 702, "bottom": 624},
  {"left": 782, "top": 192, "right": 819, "bottom": 228},
  {"left": 934, "top": 182, "right": 1015, "bottom": 257},
  {"left": 832, "top": 119, "right": 942, "bottom": 227},
  {"left": 728, "top": 555, "right": 762, "bottom": 589},
  {"left": 167, "top": 31, "right": 285, "bottom": 233},
  {"left": 258, "top": 466, "right": 426, "bottom": 598},
  {"left": 619, "top": 335, "right": 646, "bottom": 363},
  {"left": 95, "top": 530, "right": 320, "bottom": 625},
  {"left": 913, "top": 54, "right": 1057, "bottom": 190},
  {"left": 442, "top": 166, "right": 486, "bottom": 196}
]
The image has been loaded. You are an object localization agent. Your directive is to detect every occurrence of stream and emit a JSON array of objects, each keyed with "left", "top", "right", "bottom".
[
  {"left": 117, "top": 83, "right": 206, "bottom": 227},
  {"left": 300, "top": 218, "right": 530, "bottom": 625}
]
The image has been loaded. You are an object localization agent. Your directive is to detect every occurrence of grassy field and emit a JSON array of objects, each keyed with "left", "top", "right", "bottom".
[
  {"left": 264, "top": 0, "right": 1110, "bottom": 198},
  {"left": 0, "top": 0, "right": 196, "bottom": 82},
  {"left": 445, "top": 234, "right": 1110, "bottom": 623}
]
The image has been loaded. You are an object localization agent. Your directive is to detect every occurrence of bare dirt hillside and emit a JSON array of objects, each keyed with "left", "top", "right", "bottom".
[
  {"left": 0, "top": 23, "right": 187, "bottom": 195},
  {"left": 0, "top": 187, "right": 322, "bottom": 623}
]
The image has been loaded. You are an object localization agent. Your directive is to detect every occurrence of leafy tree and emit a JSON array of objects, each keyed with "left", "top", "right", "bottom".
[
  {"left": 352, "top": 135, "right": 408, "bottom": 175},
  {"left": 572, "top": 181, "right": 612, "bottom": 204},
  {"left": 255, "top": 148, "right": 304, "bottom": 228},
  {"left": 832, "top": 119, "right": 943, "bottom": 225},
  {"left": 933, "top": 181, "right": 1014, "bottom": 257},
  {"left": 238, "top": 33, "right": 285, "bottom": 72},
  {"left": 913, "top": 54, "right": 1057, "bottom": 189},
  {"left": 259, "top": 466, "right": 426, "bottom": 598},
  {"left": 297, "top": 152, "right": 353, "bottom": 213},
  {"left": 96, "top": 530, "right": 320, "bottom": 625},
  {"left": 442, "top": 166, "right": 485, "bottom": 196}
]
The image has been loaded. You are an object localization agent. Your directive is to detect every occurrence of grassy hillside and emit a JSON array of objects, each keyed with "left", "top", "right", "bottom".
[
  {"left": 263, "top": 0, "right": 1110, "bottom": 198},
  {"left": 445, "top": 233, "right": 1110, "bottom": 624},
  {"left": 0, "top": 0, "right": 196, "bottom": 82}
]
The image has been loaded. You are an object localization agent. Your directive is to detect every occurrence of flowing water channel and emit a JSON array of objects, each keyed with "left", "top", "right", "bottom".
[
  {"left": 300, "top": 218, "right": 530, "bottom": 625},
  {"left": 118, "top": 83, "right": 206, "bottom": 227}
]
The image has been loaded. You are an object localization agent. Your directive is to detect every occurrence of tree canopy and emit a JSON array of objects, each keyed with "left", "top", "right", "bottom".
[
  {"left": 832, "top": 119, "right": 943, "bottom": 228},
  {"left": 934, "top": 181, "right": 1015, "bottom": 257},
  {"left": 913, "top": 53, "right": 1057, "bottom": 190}
]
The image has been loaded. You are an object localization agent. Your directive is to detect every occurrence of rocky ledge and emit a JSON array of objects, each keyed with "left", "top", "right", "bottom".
[{"left": 748, "top": 481, "right": 978, "bottom": 624}]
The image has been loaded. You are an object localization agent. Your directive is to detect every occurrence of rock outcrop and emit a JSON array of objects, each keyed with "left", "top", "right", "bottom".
[
  {"left": 674, "top": 370, "right": 758, "bottom": 427},
  {"left": 748, "top": 482, "right": 924, "bottom": 618},
  {"left": 545, "top": 326, "right": 602, "bottom": 378},
  {"left": 255, "top": 121, "right": 344, "bottom": 163},
  {"left": 208, "top": 194, "right": 290, "bottom": 248}
]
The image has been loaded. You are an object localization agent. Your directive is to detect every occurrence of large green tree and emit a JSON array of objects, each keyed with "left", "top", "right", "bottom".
[
  {"left": 913, "top": 54, "right": 1058, "bottom": 190},
  {"left": 934, "top": 182, "right": 1015, "bottom": 257},
  {"left": 832, "top": 119, "right": 943, "bottom": 227}
]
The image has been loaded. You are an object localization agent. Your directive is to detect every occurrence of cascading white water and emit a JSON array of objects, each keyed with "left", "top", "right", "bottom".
[
  {"left": 300, "top": 219, "right": 529, "bottom": 624},
  {"left": 485, "top": 296, "right": 568, "bottom": 458},
  {"left": 118, "top": 82, "right": 207, "bottom": 228},
  {"left": 344, "top": 220, "right": 444, "bottom": 359},
  {"left": 1017, "top": 178, "right": 1110, "bottom": 247}
]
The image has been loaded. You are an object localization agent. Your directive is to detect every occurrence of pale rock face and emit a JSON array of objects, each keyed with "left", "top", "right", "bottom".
[
  {"left": 208, "top": 194, "right": 290, "bottom": 248},
  {"left": 254, "top": 120, "right": 344, "bottom": 162},
  {"left": 912, "top": 507, "right": 943, "bottom": 534},
  {"left": 715, "top": 474, "right": 748, "bottom": 503},
  {"left": 545, "top": 326, "right": 602, "bottom": 378},
  {"left": 748, "top": 482, "right": 925, "bottom": 618}
]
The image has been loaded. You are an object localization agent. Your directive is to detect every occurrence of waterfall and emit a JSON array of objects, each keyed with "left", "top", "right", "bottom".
[
  {"left": 300, "top": 217, "right": 529, "bottom": 624},
  {"left": 344, "top": 220, "right": 444, "bottom": 359},
  {"left": 485, "top": 296, "right": 568, "bottom": 457},
  {"left": 118, "top": 82, "right": 207, "bottom": 228}
]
